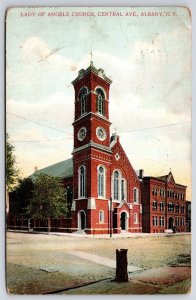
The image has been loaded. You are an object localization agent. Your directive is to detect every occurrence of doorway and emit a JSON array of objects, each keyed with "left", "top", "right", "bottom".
[
  {"left": 168, "top": 217, "right": 174, "bottom": 229},
  {"left": 120, "top": 212, "right": 127, "bottom": 231},
  {"left": 78, "top": 210, "right": 86, "bottom": 230}
]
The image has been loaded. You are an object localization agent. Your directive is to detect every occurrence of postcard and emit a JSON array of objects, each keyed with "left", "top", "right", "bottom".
[{"left": 6, "top": 7, "right": 191, "bottom": 295}]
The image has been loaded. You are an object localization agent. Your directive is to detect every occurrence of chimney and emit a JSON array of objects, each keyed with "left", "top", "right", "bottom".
[
  {"left": 139, "top": 169, "right": 144, "bottom": 179},
  {"left": 34, "top": 166, "right": 38, "bottom": 172}
]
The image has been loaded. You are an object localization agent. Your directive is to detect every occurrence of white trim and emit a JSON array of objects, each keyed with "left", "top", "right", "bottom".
[
  {"left": 134, "top": 212, "right": 138, "bottom": 224},
  {"left": 72, "top": 141, "right": 112, "bottom": 154},
  {"left": 99, "top": 210, "right": 104, "bottom": 223},
  {"left": 78, "top": 165, "right": 86, "bottom": 199},
  {"left": 71, "top": 200, "right": 76, "bottom": 211},
  {"left": 96, "top": 126, "right": 107, "bottom": 141},
  {"left": 77, "top": 127, "right": 87, "bottom": 141},
  {"left": 87, "top": 197, "right": 96, "bottom": 210},
  {"left": 133, "top": 187, "right": 139, "bottom": 203},
  {"left": 111, "top": 169, "right": 127, "bottom": 202},
  {"left": 94, "top": 85, "right": 107, "bottom": 99},
  {"left": 120, "top": 211, "right": 129, "bottom": 231},
  {"left": 97, "top": 164, "right": 106, "bottom": 198},
  {"left": 77, "top": 86, "right": 89, "bottom": 99}
]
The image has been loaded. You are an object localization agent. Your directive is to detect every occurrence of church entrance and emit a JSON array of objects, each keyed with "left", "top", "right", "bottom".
[
  {"left": 168, "top": 217, "right": 174, "bottom": 229},
  {"left": 78, "top": 210, "right": 86, "bottom": 230},
  {"left": 120, "top": 212, "right": 128, "bottom": 231}
]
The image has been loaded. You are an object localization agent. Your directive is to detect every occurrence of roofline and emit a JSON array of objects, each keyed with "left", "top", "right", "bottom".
[
  {"left": 72, "top": 64, "right": 112, "bottom": 85},
  {"left": 142, "top": 176, "right": 187, "bottom": 187}
]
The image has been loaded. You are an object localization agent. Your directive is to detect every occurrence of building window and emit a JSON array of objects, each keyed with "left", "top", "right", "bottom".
[
  {"left": 79, "top": 165, "right": 86, "bottom": 198},
  {"left": 99, "top": 210, "right": 104, "bottom": 223},
  {"left": 152, "top": 188, "right": 155, "bottom": 195},
  {"left": 153, "top": 216, "right": 158, "bottom": 226},
  {"left": 114, "top": 171, "right": 119, "bottom": 200},
  {"left": 175, "top": 204, "right": 179, "bottom": 213},
  {"left": 133, "top": 188, "right": 139, "bottom": 203},
  {"left": 160, "top": 216, "right": 165, "bottom": 226},
  {"left": 181, "top": 217, "right": 185, "bottom": 226},
  {"left": 96, "top": 88, "right": 105, "bottom": 115},
  {"left": 79, "top": 88, "right": 88, "bottom": 115},
  {"left": 175, "top": 217, "right": 180, "bottom": 226},
  {"left": 98, "top": 166, "right": 105, "bottom": 198},
  {"left": 160, "top": 202, "right": 164, "bottom": 211},
  {"left": 152, "top": 201, "right": 157, "bottom": 211},
  {"left": 181, "top": 205, "right": 185, "bottom": 213},
  {"left": 168, "top": 203, "right": 174, "bottom": 212},
  {"left": 121, "top": 179, "right": 126, "bottom": 201},
  {"left": 134, "top": 213, "right": 138, "bottom": 224}
]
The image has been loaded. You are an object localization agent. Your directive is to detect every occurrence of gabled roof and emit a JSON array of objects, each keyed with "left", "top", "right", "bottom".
[
  {"left": 156, "top": 171, "right": 175, "bottom": 183},
  {"left": 143, "top": 171, "right": 186, "bottom": 187},
  {"left": 31, "top": 158, "right": 73, "bottom": 179}
]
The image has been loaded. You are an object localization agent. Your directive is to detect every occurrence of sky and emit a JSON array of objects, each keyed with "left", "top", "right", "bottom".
[{"left": 6, "top": 7, "right": 191, "bottom": 198}]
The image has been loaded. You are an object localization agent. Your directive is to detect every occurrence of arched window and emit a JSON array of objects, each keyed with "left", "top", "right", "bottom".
[
  {"left": 114, "top": 171, "right": 119, "bottom": 200},
  {"left": 99, "top": 210, "right": 104, "bottom": 223},
  {"left": 121, "top": 179, "right": 125, "bottom": 201},
  {"left": 96, "top": 88, "right": 105, "bottom": 115},
  {"left": 79, "top": 88, "right": 87, "bottom": 115},
  {"left": 133, "top": 188, "right": 139, "bottom": 203},
  {"left": 134, "top": 213, "right": 138, "bottom": 224},
  {"left": 79, "top": 165, "right": 86, "bottom": 198},
  {"left": 98, "top": 166, "right": 105, "bottom": 197}
]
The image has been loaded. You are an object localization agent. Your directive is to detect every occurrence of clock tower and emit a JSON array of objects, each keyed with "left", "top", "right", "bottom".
[{"left": 71, "top": 61, "right": 113, "bottom": 233}]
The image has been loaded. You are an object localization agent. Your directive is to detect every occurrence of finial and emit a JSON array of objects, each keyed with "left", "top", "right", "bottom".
[
  {"left": 89, "top": 51, "right": 93, "bottom": 66},
  {"left": 114, "top": 126, "right": 117, "bottom": 134},
  {"left": 169, "top": 168, "right": 171, "bottom": 173}
]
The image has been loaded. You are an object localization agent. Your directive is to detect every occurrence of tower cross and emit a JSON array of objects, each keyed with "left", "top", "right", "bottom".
[{"left": 89, "top": 51, "right": 93, "bottom": 63}]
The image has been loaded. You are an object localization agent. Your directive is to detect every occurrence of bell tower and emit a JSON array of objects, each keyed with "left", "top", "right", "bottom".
[
  {"left": 72, "top": 61, "right": 112, "bottom": 151},
  {"left": 71, "top": 61, "right": 113, "bottom": 233}
]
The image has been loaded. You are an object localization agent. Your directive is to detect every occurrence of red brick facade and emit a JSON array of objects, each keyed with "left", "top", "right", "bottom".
[
  {"left": 70, "top": 63, "right": 142, "bottom": 234},
  {"left": 141, "top": 173, "right": 186, "bottom": 233}
]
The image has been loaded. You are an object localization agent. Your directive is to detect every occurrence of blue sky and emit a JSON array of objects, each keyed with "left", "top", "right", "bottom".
[{"left": 6, "top": 7, "right": 191, "bottom": 198}]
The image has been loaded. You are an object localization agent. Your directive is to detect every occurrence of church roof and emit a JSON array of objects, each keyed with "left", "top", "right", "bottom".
[
  {"left": 32, "top": 158, "right": 73, "bottom": 179},
  {"left": 72, "top": 62, "right": 112, "bottom": 85}
]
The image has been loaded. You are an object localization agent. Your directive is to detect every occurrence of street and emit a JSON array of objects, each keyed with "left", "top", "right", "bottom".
[{"left": 6, "top": 232, "right": 191, "bottom": 294}]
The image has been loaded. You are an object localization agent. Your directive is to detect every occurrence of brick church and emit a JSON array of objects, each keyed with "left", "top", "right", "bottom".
[
  {"left": 9, "top": 61, "right": 187, "bottom": 234},
  {"left": 33, "top": 61, "right": 142, "bottom": 234}
]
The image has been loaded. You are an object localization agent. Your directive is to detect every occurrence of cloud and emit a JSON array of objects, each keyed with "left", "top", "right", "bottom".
[{"left": 7, "top": 92, "right": 74, "bottom": 135}]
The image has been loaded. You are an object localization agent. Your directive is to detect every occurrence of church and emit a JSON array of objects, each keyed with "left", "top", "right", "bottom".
[
  {"left": 32, "top": 61, "right": 143, "bottom": 234},
  {"left": 18, "top": 61, "right": 187, "bottom": 235}
]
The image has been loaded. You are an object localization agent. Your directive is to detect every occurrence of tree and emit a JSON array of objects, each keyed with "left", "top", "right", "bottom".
[
  {"left": 6, "top": 135, "right": 20, "bottom": 218},
  {"left": 6, "top": 134, "right": 19, "bottom": 190},
  {"left": 27, "top": 174, "right": 67, "bottom": 232},
  {"left": 10, "top": 177, "right": 34, "bottom": 218}
]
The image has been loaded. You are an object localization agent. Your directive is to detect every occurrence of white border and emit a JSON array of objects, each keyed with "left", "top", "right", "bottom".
[{"left": 1, "top": 1, "right": 195, "bottom": 300}]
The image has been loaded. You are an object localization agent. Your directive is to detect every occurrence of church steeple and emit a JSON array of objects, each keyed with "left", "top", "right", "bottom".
[{"left": 72, "top": 62, "right": 112, "bottom": 153}]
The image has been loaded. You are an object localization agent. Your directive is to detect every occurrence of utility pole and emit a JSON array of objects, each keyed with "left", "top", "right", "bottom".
[{"left": 110, "top": 197, "right": 113, "bottom": 238}]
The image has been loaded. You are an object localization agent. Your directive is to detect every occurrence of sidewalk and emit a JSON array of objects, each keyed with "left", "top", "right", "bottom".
[{"left": 7, "top": 229, "right": 191, "bottom": 239}]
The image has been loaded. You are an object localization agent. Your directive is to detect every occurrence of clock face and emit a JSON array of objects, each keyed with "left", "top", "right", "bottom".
[
  {"left": 77, "top": 127, "right": 87, "bottom": 141},
  {"left": 96, "top": 127, "right": 107, "bottom": 141}
]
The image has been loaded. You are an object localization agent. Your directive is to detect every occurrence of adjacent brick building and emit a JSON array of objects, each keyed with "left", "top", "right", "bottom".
[{"left": 141, "top": 172, "right": 187, "bottom": 233}]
